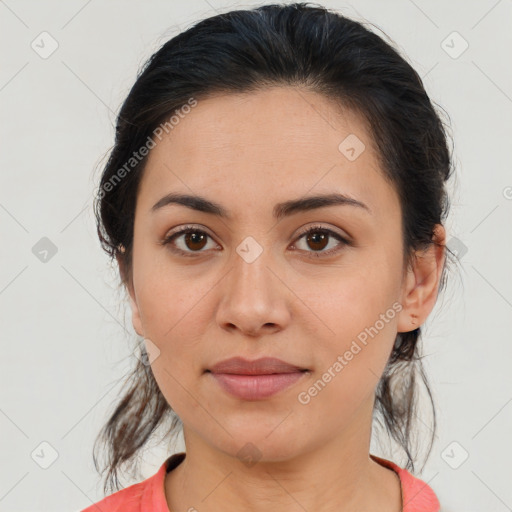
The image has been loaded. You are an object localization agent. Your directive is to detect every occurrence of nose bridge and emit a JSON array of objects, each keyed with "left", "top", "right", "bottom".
[
  {"left": 216, "top": 235, "right": 289, "bottom": 334},
  {"left": 229, "top": 236, "right": 276, "bottom": 301}
]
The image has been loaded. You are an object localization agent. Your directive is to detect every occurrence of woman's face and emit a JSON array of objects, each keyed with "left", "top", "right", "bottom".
[{"left": 125, "top": 87, "right": 420, "bottom": 460}]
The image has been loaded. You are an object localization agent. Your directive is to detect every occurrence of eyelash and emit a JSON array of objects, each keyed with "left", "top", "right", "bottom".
[{"left": 160, "top": 224, "right": 350, "bottom": 259}]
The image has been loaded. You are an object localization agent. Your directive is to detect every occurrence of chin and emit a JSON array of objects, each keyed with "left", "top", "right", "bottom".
[{"left": 209, "top": 430, "right": 307, "bottom": 465}]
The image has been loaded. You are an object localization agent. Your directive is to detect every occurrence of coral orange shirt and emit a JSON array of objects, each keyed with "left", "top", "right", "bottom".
[{"left": 80, "top": 452, "right": 440, "bottom": 512}]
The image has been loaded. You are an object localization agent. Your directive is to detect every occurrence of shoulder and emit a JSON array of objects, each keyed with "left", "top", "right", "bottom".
[
  {"left": 79, "top": 453, "right": 185, "bottom": 512},
  {"left": 80, "top": 478, "right": 147, "bottom": 512},
  {"left": 370, "top": 454, "right": 440, "bottom": 512}
]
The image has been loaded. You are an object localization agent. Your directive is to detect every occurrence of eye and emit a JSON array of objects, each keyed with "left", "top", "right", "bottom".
[
  {"left": 291, "top": 224, "right": 350, "bottom": 258},
  {"left": 160, "top": 224, "right": 350, "bottom": 259},
  {"left": 160, "top": 225, "right": 218, "bottom": 257}
]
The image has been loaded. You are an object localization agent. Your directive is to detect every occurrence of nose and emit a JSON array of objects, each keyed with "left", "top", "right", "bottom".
[{"left": 215, "top": 248, "right": 292, "bottom": 337}]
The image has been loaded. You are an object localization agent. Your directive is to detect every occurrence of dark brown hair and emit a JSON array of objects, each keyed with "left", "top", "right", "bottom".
[{"left": 92, "top": 2, "right": 456, "bottom": 494}]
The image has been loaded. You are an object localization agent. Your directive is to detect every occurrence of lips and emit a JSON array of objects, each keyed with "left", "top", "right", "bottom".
[
  {"left": 206, "top": 357, "right": 309, "bottom": 400},
  {"left": 207, "top": 356, "right": 308, "bottom": 375}
]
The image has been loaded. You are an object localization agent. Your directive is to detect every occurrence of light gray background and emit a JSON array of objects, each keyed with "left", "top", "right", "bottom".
[{"left": 1, "top": 1, "right": 511, "bottom": 511}]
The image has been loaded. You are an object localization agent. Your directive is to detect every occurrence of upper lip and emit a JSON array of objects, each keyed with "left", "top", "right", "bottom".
[{"left": 208, "top": 357, "right": 308, "bottom": 375}]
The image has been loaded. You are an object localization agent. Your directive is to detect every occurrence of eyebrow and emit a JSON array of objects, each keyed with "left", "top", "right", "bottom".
[{"left": 151, "top": 192, "right": 371, "bottom": 220}]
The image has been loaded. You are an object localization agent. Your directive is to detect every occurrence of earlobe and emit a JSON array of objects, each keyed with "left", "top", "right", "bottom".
[
  {"left": 397, "top": 224, "right": 446, "bottom": 333},
  {"left": 397, "top": 262, "right": 419, "bottom": 333},
  {"left": 126, "top": 282, "right": 145, "bottom": 338},
  {"left": 117, "top": 252, "right": 145, "bottom": 337}
]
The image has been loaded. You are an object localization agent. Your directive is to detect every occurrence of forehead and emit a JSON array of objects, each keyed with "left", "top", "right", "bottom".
[{"left": 137, "top": 87, "right": 397, "bottom": 218}]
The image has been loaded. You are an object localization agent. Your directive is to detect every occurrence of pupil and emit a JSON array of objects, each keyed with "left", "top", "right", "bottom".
[
  {"left": 308, "top": 232, "right": 328, "bottom": 251},
  {"left": 186, "top": 232, "right": 206, "bottom": 250}
]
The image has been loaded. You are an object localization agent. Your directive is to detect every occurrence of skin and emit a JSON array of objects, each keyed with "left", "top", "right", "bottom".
[{"left": 121, "top": 86, "right": 446, "bottom": 512}]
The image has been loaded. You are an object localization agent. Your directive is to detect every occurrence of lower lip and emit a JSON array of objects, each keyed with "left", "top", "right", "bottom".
[{"left": 209, "top": 372, "right": 307, "bottom": 400}]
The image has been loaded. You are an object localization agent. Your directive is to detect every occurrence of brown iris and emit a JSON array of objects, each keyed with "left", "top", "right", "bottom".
[
  {"left": 184, "top": 231, "right": 208, "bottom": 251},
  {"left": 305, "top": 231, "right": 329, "bottom": 251}
]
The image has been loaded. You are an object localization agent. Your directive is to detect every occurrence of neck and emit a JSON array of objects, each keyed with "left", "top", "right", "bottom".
[{"left": 164, "top": 396, "right": 401, "bottom": 512}]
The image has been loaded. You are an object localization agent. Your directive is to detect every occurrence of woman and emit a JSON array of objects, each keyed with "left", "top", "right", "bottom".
[{"left": 84, "top": 3, "right": 454, "bottom": 511}]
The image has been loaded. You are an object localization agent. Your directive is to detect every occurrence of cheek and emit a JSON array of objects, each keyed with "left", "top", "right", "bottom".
[
  {"left": 305, "top": 261, "right": 400, "bottom": 333},
  {"left": 148, "top": 359, "right": 208, "bottom": 431},
  {"left": 301, "top": 257, "right": 401, "bottom": 381},
  {"left": 134, "top": 267, "right": 222, "bottom": 358},
  {"left": 296, "top": 292, "right": 399, "bottom": 423},
  {"left": 132, "top": 241, "right": 221, "bottom": 368},
  {"left": 134, "top": 257, "right": 210, "bottom": 340},
  {"left": 141, "top": 287, "right": 210, "bottom": 419}
]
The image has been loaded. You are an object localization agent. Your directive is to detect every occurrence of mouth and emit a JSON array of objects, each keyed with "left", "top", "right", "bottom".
[
  {"left": 206, "top": 356, "right": 309, "bottom": 375},
  {"left": 205, "top": 356, "right": 310, "bottom": 400},
  {"left": 206, "top": 371, "right": 309, "bottom": 400}
]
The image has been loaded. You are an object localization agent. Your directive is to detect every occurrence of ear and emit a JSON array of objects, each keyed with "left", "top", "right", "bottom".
[
  {"left": 397, "top": 224, "right": 446, "bottom": 333},
  {"left": 116, "top": 252, "right": 145, "bottom": 337}
]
